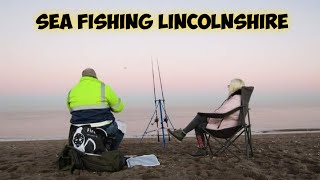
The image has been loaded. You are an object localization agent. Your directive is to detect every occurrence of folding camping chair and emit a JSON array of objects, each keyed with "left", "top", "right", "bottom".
[{"left": 198, "top": 86, "right": 254, "bottom": 159}]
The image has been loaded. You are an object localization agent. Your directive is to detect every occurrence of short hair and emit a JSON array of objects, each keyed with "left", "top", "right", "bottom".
[
  {"left": 82, "top": 68, "right": 97, "bottom": 78},
  {"left": 228, "top": 78, "right": 245, "bottom": 95}
]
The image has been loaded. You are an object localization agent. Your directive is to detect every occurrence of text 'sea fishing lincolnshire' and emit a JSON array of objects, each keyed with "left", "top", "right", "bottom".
[{"left": 35, "top": 13, "right": 289, "bottom": 30}]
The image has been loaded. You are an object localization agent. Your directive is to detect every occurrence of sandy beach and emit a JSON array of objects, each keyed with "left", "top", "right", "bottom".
[{"left": 0, "top": 133, "right": 319, "bottom": 180}]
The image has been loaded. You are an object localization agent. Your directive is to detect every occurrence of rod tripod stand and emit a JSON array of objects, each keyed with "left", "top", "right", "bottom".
[
  {"left": 140, "top": 99, "right": 174, "bottom": 147},
  {"left": 140, "top": 59, "right": 175, "bottom": 147}
]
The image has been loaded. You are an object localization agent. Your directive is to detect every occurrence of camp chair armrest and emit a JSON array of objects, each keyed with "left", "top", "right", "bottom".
[{"left": 197, "top": 106, "right": 243, "bottom": 118}]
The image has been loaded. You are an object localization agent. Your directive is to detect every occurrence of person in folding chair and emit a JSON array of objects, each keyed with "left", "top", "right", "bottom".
[
  {"left": 66, "top": 68, "right": 125, "bottom": 153},
  {"left": 168, "top": 78, "right": 245, "bottom": 157}
]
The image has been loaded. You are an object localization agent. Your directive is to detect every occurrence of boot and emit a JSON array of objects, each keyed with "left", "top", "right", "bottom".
[
  {"left": 168, "top": 129, "right": 186, "bottom": 142},
  {"left": 190, "top": 148, "right": 208, "bottom": 157}
]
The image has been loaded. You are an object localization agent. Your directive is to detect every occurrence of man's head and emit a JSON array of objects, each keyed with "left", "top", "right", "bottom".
[{"left": 82, "top": 68, "right": 97, "bottom": 79}]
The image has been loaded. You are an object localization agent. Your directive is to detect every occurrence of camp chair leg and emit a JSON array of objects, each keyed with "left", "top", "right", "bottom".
[
  {"left": 208, "top": 136, "right": 239, "bottom": 159},
  {"left": 216, "top": 129, "right": 243, "bottom": 154},
  {"left": 229, "top": 131, "right": 245, "bottom": 152},
  {"left": 247, "top": 112, "right": 254, "bottom": 158},
  {"left": 203, "top": 129, "right": 243, "bottom": 160},
  {"left": 205, "top": 134, "right": 214, "bottom": 157},
  {"left": 216, "top": 133, "right": 244, "bottom": 160},
  {"left": 204, "top": 133, "right": 230, "bottom": 157},
  {"left": 218, "top": 139, "right": 241, "bottom": 160},
  {"left": 245, "top": 127, "right": 249, "bottom": 159},
  {"left": 244, "top": 126, "right": 254, "bottom": 159},
  {"left": 247, "top": 126, "right": 253, "bottom": 157}
]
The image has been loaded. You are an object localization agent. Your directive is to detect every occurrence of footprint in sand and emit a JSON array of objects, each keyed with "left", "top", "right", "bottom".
[
  {"left": 7, "top": 166, "right": 18, "bottom": 172},
  {"left": 0, "top": 165, "right": 10, "bottom": 171}
]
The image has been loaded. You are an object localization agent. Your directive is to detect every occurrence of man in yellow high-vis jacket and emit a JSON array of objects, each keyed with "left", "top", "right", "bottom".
[{"left": 67, "top": 68, "right": 124, "bottom": 150}]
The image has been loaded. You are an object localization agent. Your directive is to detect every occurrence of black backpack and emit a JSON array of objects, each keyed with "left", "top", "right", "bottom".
[
  {"left": 58, "top": 125, "right": 126, "bottom": 173},
  {"left": 68, "top": 125, "right": 112, "bottom": 154},
  {"left": 58, "top": 145, "right": 126, "bottom": 173}
]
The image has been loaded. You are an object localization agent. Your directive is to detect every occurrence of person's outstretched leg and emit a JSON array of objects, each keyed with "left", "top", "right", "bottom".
[
  {"left": 168, "top": 114, "right": 207, "bottom": 142},
  {"left": 183, "top": 114, "right": 207, "bottom": 134}
]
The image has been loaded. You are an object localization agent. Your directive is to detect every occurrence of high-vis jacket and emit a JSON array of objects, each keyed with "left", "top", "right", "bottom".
[{"left": 67, "top": 76, "right": 124, "bottom": 126}]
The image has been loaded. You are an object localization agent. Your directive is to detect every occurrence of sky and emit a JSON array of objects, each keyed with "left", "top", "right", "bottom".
[{"left": 0, "top": 0, "right": 320, "bottom": 110}]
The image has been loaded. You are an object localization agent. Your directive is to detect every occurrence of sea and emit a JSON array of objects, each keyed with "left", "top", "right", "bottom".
[{"left": 1, "top": 106, "right": 320, "bottom": 141}]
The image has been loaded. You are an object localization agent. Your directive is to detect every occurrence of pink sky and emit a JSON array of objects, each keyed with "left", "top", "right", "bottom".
[{"left": 0, "top": 0, "right": 320, "bottom": 109}]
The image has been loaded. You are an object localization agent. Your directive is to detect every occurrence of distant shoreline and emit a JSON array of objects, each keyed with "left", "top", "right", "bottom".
[{"left": 256, "top": 128, "right": 320, "bottom": 134}]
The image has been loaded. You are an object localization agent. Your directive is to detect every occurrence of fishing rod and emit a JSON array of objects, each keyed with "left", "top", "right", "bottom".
[
  {"left": 151, "top": 59, "right": 160, "bottom": 142},
  {"left": 157, "top": 59, "right": 171, "bottom": 141},
  {"left": 156, "top": 59, "right": 165, "bottom": 104},
  {"left": 140, "top": 58, "right": 175, "bottom": 147},
  {"left": 156, "top": 59, "right": 173, "bottom": 140}
]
